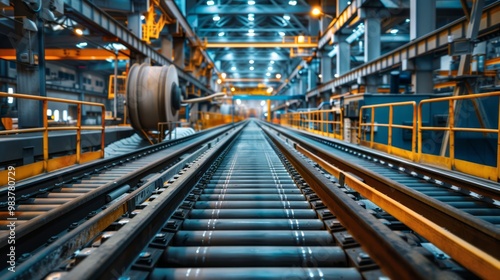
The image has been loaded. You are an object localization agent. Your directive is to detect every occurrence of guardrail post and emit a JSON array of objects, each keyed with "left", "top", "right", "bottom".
[
  {"left": 449, "top": 99, "right": 455, "bottom": 170},
  {"left": 76, "top": 104, "right": 82, "bottom": 164},
  {"left": 370, "top": 107, "right": 375, "bottom": 149},
  {"left": 411, "top": 102, "right": 417, "bottom": 161},
  {"left": 388, "top": 106, "right": 393, "bottom": 154},
  {"left": 42, "top": 100, "right": 49, "bottom": 172},
  {"left": 101, "top": 105, "right": 106, "bottom": 158}
]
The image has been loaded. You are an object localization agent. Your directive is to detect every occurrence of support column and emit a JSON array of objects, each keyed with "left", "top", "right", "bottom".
[
  {"left": 320, "top": 52, "right": 332, "bottom": 85},
  {"left": 127, "top": 12, "right": 142, "bottom": 39},
  {"left": 15, "top": 4, "right": 42, "bottom": 128},
  {"left": 364, "top": 16, "right": 381, "bottom": 63},
  {"left": 173, "top": 37, "right": 185, "bottom": 68},
  {"left": 365, "top": 75, "right": 378, "bottom": 94},
  {"left": 336, "top": 35, "right": 350, "bottom": 76},
  {"left": 337, "top": 0, "right": 349, "bottom": 17},
  {"left": 160, "top": 35, "right": 173, "bottom": 61},
  {"left": 410, "top": 0, "right": 435, "bottom": 94}
]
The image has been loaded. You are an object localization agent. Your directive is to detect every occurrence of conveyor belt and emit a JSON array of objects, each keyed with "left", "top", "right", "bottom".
[{"left": 150, "top": 122, "right": 362, "bottom": 279}]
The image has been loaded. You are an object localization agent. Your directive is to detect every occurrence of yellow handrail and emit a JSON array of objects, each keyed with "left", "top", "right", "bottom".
[
  {"left": 358, "top": 101, "right": 417, "bottom": 160},
  {"left": 0, "top": 92, "right": 106, "bottom": 184},
  {"left": 418, "top": 91, "right": 500, "bottom": 181},
  {"left": 281, "top": 109, "right": 343, "bottom": 140},
  {"left": 197, "top": 112, "right": 243, "bottom": 130}
]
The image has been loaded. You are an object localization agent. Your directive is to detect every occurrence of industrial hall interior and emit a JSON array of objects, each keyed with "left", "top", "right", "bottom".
[{"left": 0, "top": 0, "right": 499, "bottom": 279}]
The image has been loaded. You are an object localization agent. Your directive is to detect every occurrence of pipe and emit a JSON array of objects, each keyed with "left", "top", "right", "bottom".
[{"left": 182, "top": 92, "right": 227, "bottom": 103}]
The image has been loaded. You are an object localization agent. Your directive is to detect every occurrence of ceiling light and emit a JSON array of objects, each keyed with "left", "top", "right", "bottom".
[
  {"left": 283, "top": 15, "right": 290, "bottom": 21},
  {"left": 266, "top": 72, "right": 271, "bottom": 77},
  {"left": 213, "top": 15, "right": 220, "bottom": 21},
  {"left": 218, "top": 32, "right": 225, "bottom": 36},
  {"left": 249, "top": 66, "right": 254, "bottom": 70},
  {"left": 236, "top": 99, "right": 242, "bottom": 105},
  {"left": 288, "top": 1, "right": 297, "bottom": 6},
  {"left": 217, "top": 78, "right": 222, "bottom": 84},
  {"left": 231, "top": 87, "right": 235, "bottom": 92},
  {"left": 268, "top": 67, "right": 273, "bottom": 71},
  {"left": 231, "top": 66, "right": 236, "bottom": 71},
  {"left": 248, "top": 13, "right": 254, "bottom": 21},
  {"left": 311, "top": 7, "right": 321, "bottom": 16},
  {"left": 298, "top": 35, "right": 305, "bottom": 43},
  {"left": 276, "top": 73, "right": 281, "bottom": 79},
  {"left": 266, "top": 87, "right": 273, "bottom": 94},
  {"left": 405, "top": 18, "right": 410, "bottom": 23},
  {"left": 249, "top": 59, "right": 254, "bottom": 64},
  {"left": 318, "top": 74, "right": 322, "bottom": 78},
  {"left": 221, "top": 72, "right": 227, "bottom": 79},
  {"left": 390, "top": 29, "right": 399, "bottom": 34},
  {"left": 347, "top": 1, "right": 351, "bottom": 5},
  {"left": 270, "top": 61, "right": 274, "bottom": 64},
  {"left": 248, "top": 29, "right": 254, "bottom": 33},
  {"left": 76, "top": 42, "right": 87, "bottom": 48},
  {"left": 207, "top": 0, "right": 214, "bottom": 5},
  {"left": 248, "top": 0, "right": 255, "bottom": 5},
  {"left": 278, "top": 31, "right": 285, "bottom": 37},
  {"left": 334, "top": 74, "right": 339, "bottom": 78},
  {"left": 74, "top": 28, "right": 84, "bottom": 36},
  {"left": 140, "top": 15, "right": 145, "bottom": 21}
]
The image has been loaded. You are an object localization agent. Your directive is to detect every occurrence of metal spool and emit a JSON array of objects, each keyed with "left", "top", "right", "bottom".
[{"left": 126, "top": 63, "right": 181, "bottom": 136}]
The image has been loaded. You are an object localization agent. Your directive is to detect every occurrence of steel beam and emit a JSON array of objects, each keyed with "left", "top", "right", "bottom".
[
  {"left": 206, "top": 42, "right": 318, "bottom": 48},
  {"left": 63, "top": 0, "right": 213, "bottom": 94},
  {"left": 307, "top": 2, "right": 500, "bottom": 98},
  {"left": 161, "top": 0, "right": 218, "bottom": 73},
  {"left": 0, "top": 49, "right": 130, "bottom": 60}
]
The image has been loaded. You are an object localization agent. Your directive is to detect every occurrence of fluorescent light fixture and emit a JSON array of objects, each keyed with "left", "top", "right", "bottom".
[
  {"left": 249, "top": 66, "right": 254, "bottom": 70},
  {"left": 268, "top": 66, "right": 273, "bottom": 71},
  {"left": 266, "top": 87, "right": 273, "bottom": 93},
  {"left": 221, "top": 72, "right": 227, "bottom": 79},
  {"left": 213, "top": 15, "right": 220, "bottom": 21},
  {"left": 249, "top": 59, "right": 254, "bottom": 64},
  {"left": 260, "top": 101, "right": 266, "bottom": 106},
  {"left": 288, "top": 1, "right": 297, "bottom": 6},
  {"left": 140, "top": 15, "right": 145, "bottom": 21},
  {"left": 334, "top": 73, "right": 339, "bottom": 78},
  {"left": 216, "top": 78, "right": 222, "bottom": 84},
  {"left": 218, "top": 32, "right": 225, "bottom": 36},
  {"left": 248, "top": 29, "right": 254, "bottom": 33},
  {"left": 74, "top": 28, "right": 84, "bottom": 36},
  {"left": 283, "top": 15, "right": 290, "bottom": 21},
  {"left": 207, "top": 0, "right": 214, "bottom": 5},
  {"left": 248, "top": 1, "right": 255, "bottom": 5},
  {"left": 7, "top": 87, "right": 13, "bottom": 104},
  {"left": 275, "top": 73, "right": 281, "bottom": 79},
  {"left": 270, "top": 61, "right": 274, "bottom": 64},
  {"left": 236, "top": 99, "right": 242, "bottom": 105},
  {"left": 390, "top": 29, "right": 398, "bottom": 34},
  {"left": 248, "top": 13, "right": 254, "bottom": 21},
  {"left": 278, "top": 31, "right": 285, "bottom": 36},
  {"left": 231, "top": 66, "right": 236, "bottom": 71},
  {"left": 76, "top": 42, "right": 88, "bottom": 48},
  {"left": 405, "top": 18, "right": 410, "bottom": 23},
  {"left": 266, "top": 72, "right": 271, "bottom": 77}
]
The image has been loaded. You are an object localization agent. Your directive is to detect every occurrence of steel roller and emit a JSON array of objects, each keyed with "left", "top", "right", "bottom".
[{"left": 126, "top": 63, "right": 181, "bottom": 137}]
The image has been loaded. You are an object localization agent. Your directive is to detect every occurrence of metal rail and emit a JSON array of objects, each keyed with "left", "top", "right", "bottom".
[
  {"left": 62, "top": 121, "right": 455, "bottom": 279},
  {"left": 265, "top": 123, "right": 500, "bottom": 266},
  {"left": 0, "top": 124, "right": 236, "bottom": 274}
]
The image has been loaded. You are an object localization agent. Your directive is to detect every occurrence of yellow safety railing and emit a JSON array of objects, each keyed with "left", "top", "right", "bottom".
[
  {"left": 359, "top": 102, "right": 417, "bottom": 161},
  {"left": 197, "top": 112, "right": 244, "bottom": 130},
  {"left": 281, "top": 109, "right": 343, "bottom": 140},
  {"left": 0, "top": 92, "right": 105, "bottom": 185},
  {"left": 418, "top": 91, "right": 500, "bottom": 181}
]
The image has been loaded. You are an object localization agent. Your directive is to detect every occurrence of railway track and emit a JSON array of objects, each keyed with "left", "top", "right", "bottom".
[
  {"left": 2, "top": 120, "right": 498, "bottom": 279},
  {"left": 0, "top": 124, "right": 237, "bottom": 276}
]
